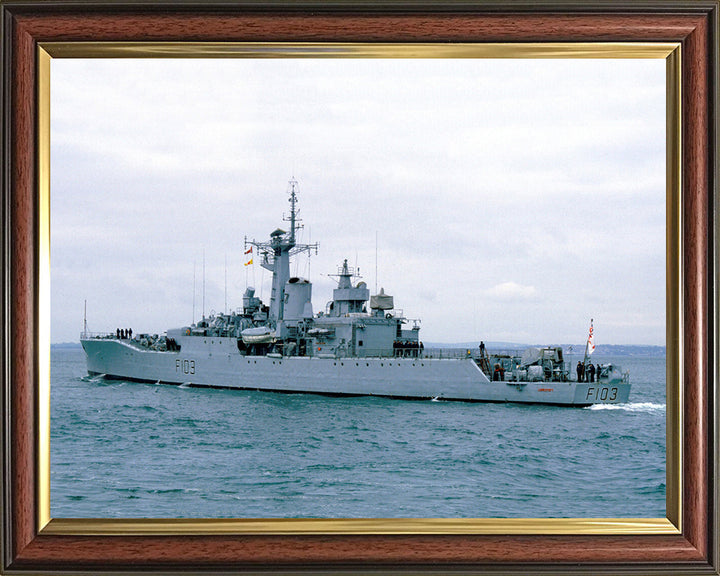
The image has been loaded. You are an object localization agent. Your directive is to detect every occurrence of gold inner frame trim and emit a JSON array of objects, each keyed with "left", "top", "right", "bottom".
[
  {"left": 42, "top": 41, "right": 678, "bottom": 59},
  {"left": 43, "top": 517, "right": 677, "bottom": 536},
  {"left": 36, "top": 41, "right": 682, "bottom": 537},
  {"left": 37, "top": 46, "right": 52, "bottom": 534},
  {"left": 664, "top": 45, "right": 683, "bottom": 534}
]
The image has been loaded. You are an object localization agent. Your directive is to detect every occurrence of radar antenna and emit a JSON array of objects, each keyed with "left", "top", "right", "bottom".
[{"left": 328, "top": 258, "right": 362, "bottom": 288}]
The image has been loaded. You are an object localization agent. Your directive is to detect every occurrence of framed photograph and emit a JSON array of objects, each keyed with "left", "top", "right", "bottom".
[{"left": 2, "top": 1, "right": 717, "bottom": 574}]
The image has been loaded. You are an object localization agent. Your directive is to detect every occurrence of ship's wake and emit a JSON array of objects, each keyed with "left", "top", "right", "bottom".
[{"left": 586, "top": 402, "right": 665, "bottom": 413}]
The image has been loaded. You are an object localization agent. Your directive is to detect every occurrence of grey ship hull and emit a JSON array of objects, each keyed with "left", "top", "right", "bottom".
[{"left": 81, "top": 337, "right": 631, "bottom": 406}]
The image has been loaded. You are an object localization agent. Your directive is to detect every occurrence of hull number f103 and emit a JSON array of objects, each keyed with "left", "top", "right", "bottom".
[
  {"left": 585, "top": 387, "right": 618, "bottom": 401},
  {"left": 176, "top": 359, "right": 195, "bottom": 375}
]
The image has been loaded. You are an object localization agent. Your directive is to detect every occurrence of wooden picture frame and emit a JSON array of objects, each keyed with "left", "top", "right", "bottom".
[{"left": 2, "top": 1, "right": 717, "bottom": 573}]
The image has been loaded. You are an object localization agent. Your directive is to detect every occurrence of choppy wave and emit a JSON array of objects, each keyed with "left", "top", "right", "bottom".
[{"left": 586, "top": 402, "right": 665, "bottom": 413}]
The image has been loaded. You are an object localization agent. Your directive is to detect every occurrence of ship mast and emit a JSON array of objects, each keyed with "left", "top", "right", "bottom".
[
  {"left": 245, "top": 179, "right": 318, "bottom": 326},
  {"left": 288, "top": 178, "right": 298, "bottom": 245}
]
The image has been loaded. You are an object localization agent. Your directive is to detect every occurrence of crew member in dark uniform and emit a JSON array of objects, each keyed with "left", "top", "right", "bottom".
[{"left": 588, "top": 362, "right": 596, "bottom": 382}]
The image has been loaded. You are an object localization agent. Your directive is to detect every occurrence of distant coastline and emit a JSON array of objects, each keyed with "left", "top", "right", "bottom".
[
  {"left": 53, "top": 341, "right": 666, "bottom": 357},
  {"left": 429, "top": 342, "right": 667, "bottom": 358}
]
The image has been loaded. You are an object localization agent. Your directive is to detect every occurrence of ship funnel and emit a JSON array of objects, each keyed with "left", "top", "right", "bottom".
[{"left": 283, "top": 278, "right": 312, "bottom": 322}]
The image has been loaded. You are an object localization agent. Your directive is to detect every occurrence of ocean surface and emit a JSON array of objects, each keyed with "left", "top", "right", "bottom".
[{"left": 51, "top": 347, "right": 666, "bottom": 519}]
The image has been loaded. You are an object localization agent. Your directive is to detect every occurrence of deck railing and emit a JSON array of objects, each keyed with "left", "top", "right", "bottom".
[
  {"left": 307, "top": 347, "right": 484, "bottom": 360},
  {"left": 80, "top": 331, "right": 116, "bottom": 339}
]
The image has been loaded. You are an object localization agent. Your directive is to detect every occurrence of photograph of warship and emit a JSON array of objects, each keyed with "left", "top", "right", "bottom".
[{"left": 81, "top": 180, "right": 631, "bottom": 406}]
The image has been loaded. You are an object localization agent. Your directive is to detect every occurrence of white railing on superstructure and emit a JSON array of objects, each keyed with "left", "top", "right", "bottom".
[
  {"left": 304, "top": 347, "right": 483, "bottom": 360},
  {"left": 80, "top": 331, "right": 116, "bottom": 339}
]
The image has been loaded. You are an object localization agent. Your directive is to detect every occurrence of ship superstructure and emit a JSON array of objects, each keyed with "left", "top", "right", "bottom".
[{"left": 81, "top": 180, "right": 631, "bottom": 406}]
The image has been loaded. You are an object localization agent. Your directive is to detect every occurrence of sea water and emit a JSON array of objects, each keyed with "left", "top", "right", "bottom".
[{"left": 50, "top": 347, "right": 666, "bottom": 518}]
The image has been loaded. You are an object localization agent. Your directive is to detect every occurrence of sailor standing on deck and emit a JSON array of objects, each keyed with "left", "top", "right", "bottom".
[{"left": 576, "top": 361, "right": 584, "bottom": 382}]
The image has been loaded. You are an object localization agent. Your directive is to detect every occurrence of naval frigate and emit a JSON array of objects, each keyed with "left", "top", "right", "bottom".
[{"left": 81, "top": 179, "right": 631, "bottom": 406}]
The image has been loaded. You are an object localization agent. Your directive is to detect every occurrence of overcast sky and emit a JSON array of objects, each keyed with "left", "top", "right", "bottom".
[{"left": 50, "top": 57, "right": 666, "bottom": 345}]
